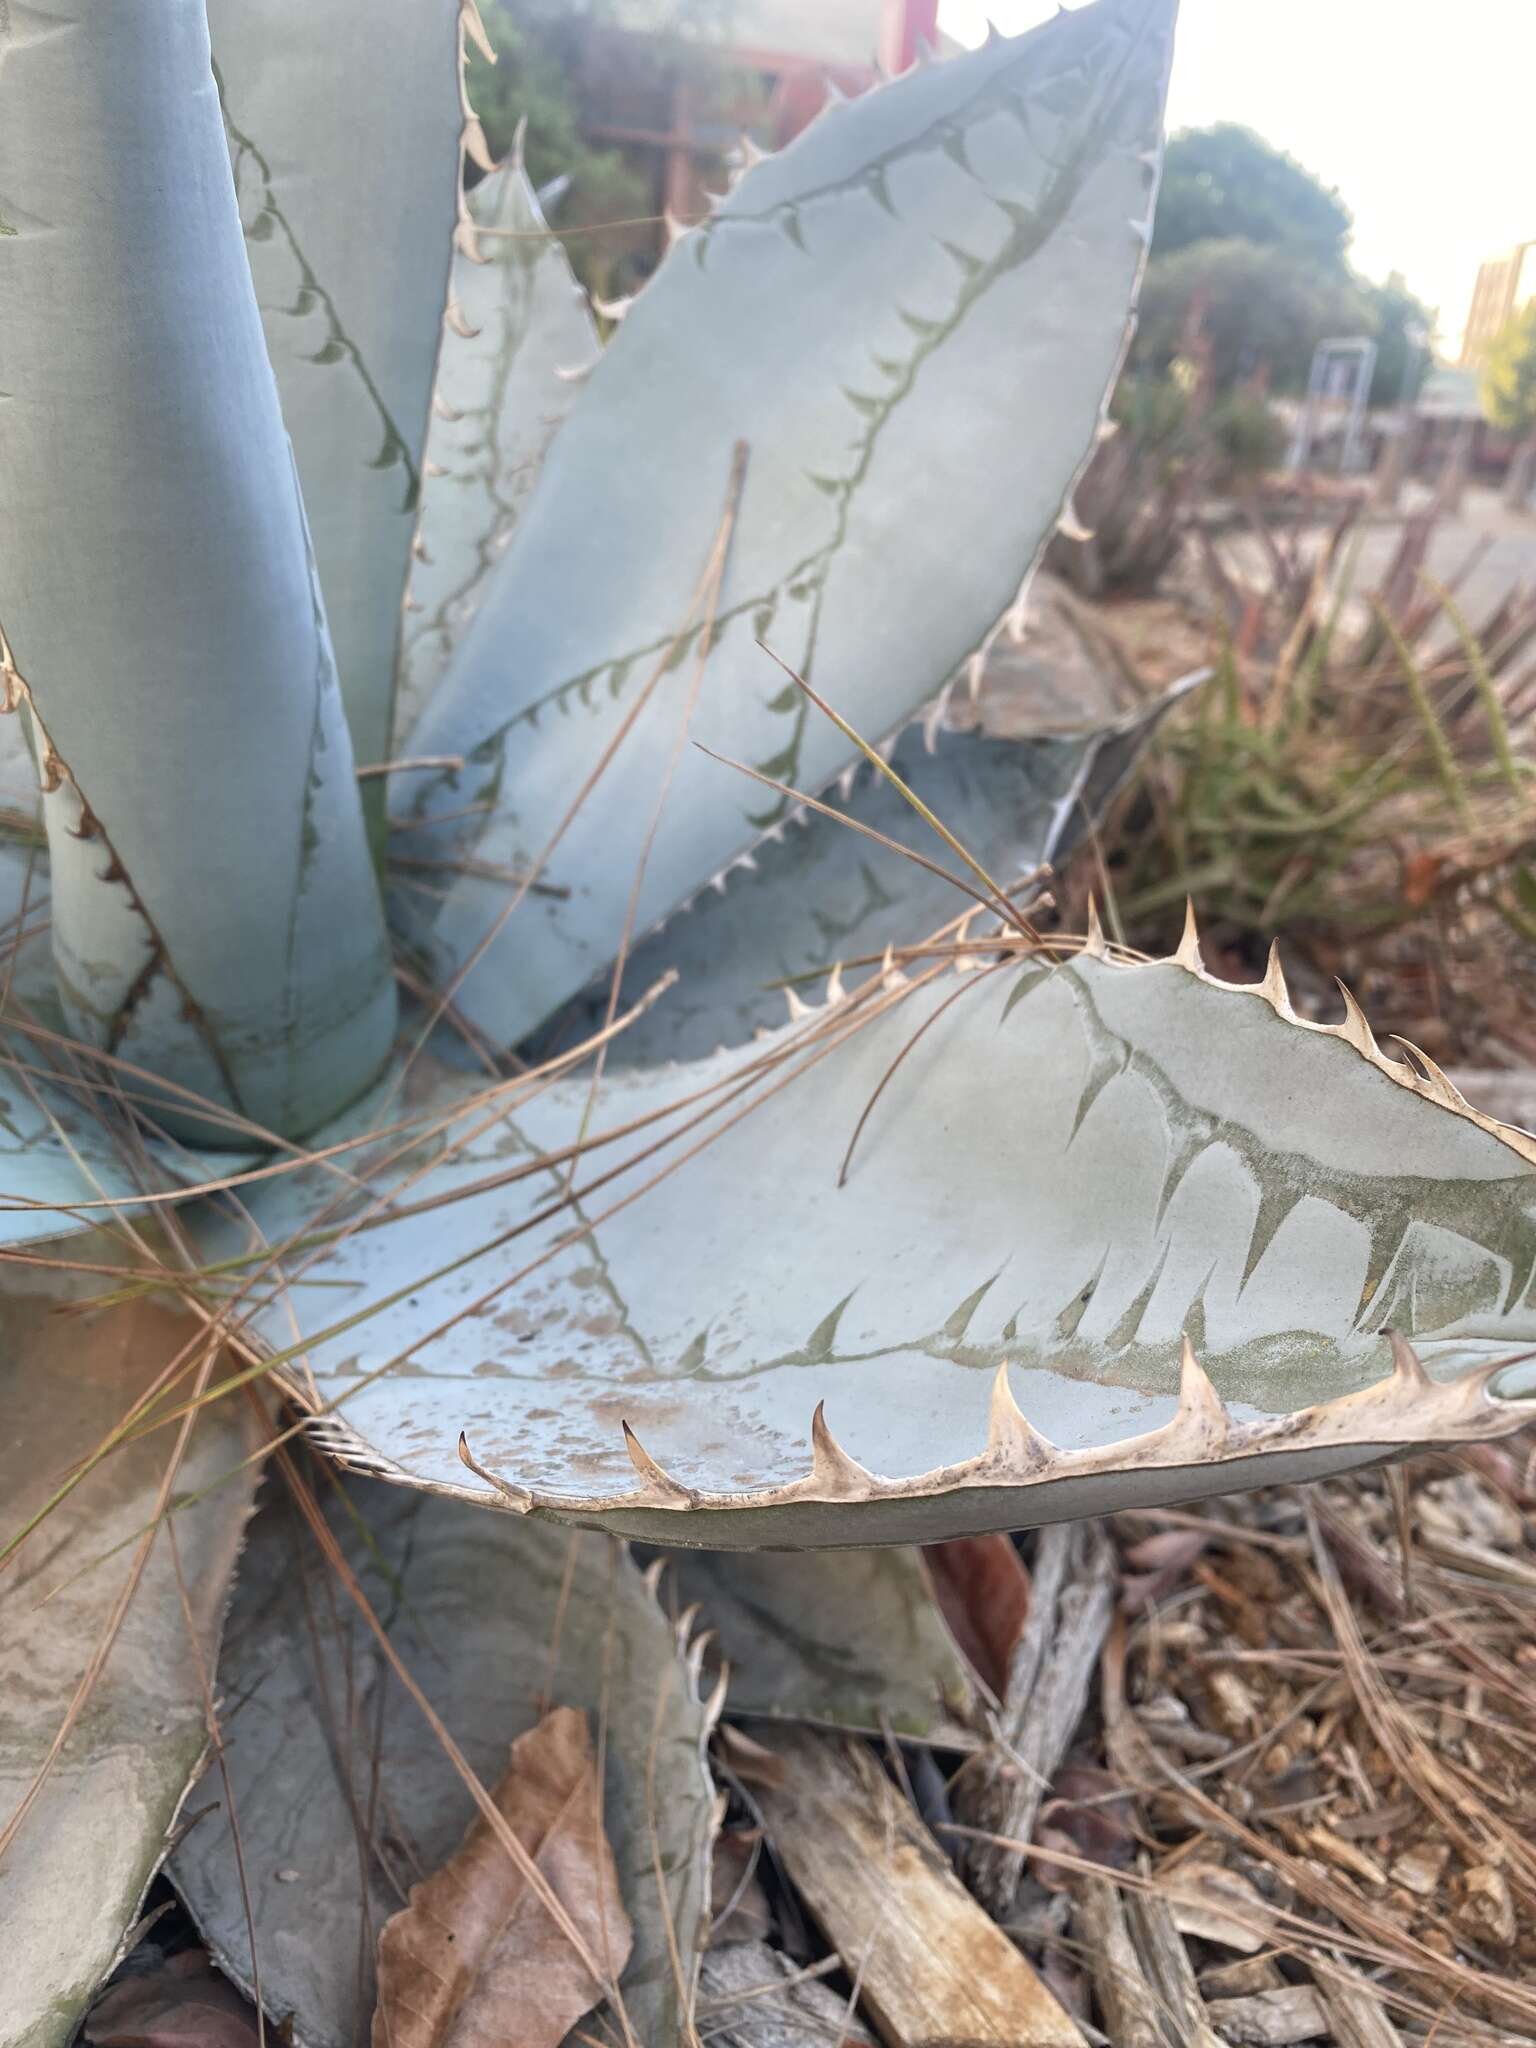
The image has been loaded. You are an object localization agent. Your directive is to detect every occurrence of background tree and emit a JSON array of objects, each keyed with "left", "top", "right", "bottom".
[
  {"left": 469, "top": 1, "right": 738, "bottom": 295},
  {"left": 1135, "top": 238, "right": 1368, "bottom": 393},
  {"left": 1152, "top": 123, "right": 1351, "bottom": 267},
  {"left": 1136, "top": 124, "right": 1434, "bottom": 405},
  {"left": 1481, "top": 303, "right": 1536, "bottom": 506}
]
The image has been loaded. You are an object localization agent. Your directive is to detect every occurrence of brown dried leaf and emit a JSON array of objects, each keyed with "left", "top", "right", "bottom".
[
  {"left": 372, "top": 1706, "right": 632, "bottom": 2048},
  {"left": 923, "top": 1533, "right": 1031, "bottom": 1697},
  {"left": 84, "top": 1951, "right": 260, "bottom": 2048}
]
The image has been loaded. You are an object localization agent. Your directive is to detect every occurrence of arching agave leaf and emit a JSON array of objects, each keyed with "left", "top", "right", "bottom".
[
  {"left": 206, "top": 0, "right": 474, "bottom": 783},
  {"left": 393, "top": 150, "right": 599, "bottom": 743},
  {"left": 537, "top": 671, "right": 1200, "bottom": 1070},
  {"left": 400, "top": 0, "right": 1178, "bottom": 1046},
  {"left": 170, "top": 1478, "right": 719, "bottom": 2048},
  {"left": 0, "top": 1292, "right": 261, "bottom": 2046},
  {"left": 191, "top": 941, "right": 1536, "bottom": 1547}
]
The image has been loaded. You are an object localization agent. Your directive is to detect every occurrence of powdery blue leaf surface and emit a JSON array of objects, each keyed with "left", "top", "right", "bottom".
[
  {"left": 401, "top": 0, "right": 1178, "bottom": 1046},
  {"left": 170, "top": 1477, "right": 718, "bottom": 2048},
  {"left": 393, "top": 154, "right": 599, "bottom": 743},
  {"left": 207, "top": 0, "right": 471, "bottom": 782},
  {"left": 196, "top": 946, "right": 1536, "bottom": 1547},
  {"left": 0, "top": 1, "right": 396, "bottom": 1141},
  {"left": 0, "top": 1292, "right": 261, "bottom": 2046}
]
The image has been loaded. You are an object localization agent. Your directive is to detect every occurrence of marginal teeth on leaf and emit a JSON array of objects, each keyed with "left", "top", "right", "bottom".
[
  {"left": 460, "top": 0, "right": 496, "bottom": 66},
  {"left": 736, "top": 133, "right": 766, "bottom": 168},
  {"left": 1127, "top": 214, "right": 1153, "bottom": 247},
  {"left": 825, "top": 962, "right": 846, "bottom": 1004},
  {"left": 836, "top": 762, "right": 858, "bottom": 802},
  {"left": 1175, "top": 1335, "right": 1230, "bottom": 1447},
  {"left": 456, "top": 1431, "right": 532, "bottom": 1513},
  {"left": 431, "top": 393, "right": 462, "bottom": 421},
  {"left": 1083, "top": 896, "right": 1107, "bottom": 959},
  {"left": 621, "top": 1419, "right": 698, "bottom": 1504},
  {"left": 985, "top": 1362, "right": 1054, "bottom": 1470},
  {"left": 1394, "top": 1038, "right": 1467, "bottom": 1109},
  {"left": 1385, "top": 1327, "right": 1432, "bottom": 1391},
  {"left": 1174, "top": 898, "right": 1203, "bottom": 970},
  {"left": 808, "top": 1401, "right": 873, "bottom": 1494},
  {"left": 1057, "top": 501, "right": 1094, "bottom": 543},
  {"left": 1095, "top": 416, "right": 1120, "bottom": 445},
  {"left": 552, "top": 360, "right": 594, "bottom": 384},
  {"left": 663, "top": 210, "right": 690, "bottom": 248},
  {"left": 590, "top": 291, "right": 634, "bottom": 322},
  {"left": 443, "top": 300, "right": 479, "bottom": 339},
  {"left": 1334, "top": 980, "right": 1378, "bottom": 1058},
  {"left": 462, "top": 116, "right": 496, "bottom": 175},
  {"left": 1259, "top": 939, "right": 1291, "bottom": 1013},
  {"left": 784, "top": 986, "right": 812, "bottom": 1022}
]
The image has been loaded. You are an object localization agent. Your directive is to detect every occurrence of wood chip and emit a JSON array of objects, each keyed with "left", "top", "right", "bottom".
[
  {"left": 1388, "top": 1841, "right": 1449, "bottom": 1898},
  {"left": 1314, "top": 1958, "right": 1403, "bottom": 2048},
  {"left": 1454, "top": 1863, "right": 1518, "bottom": 1950},
  {"left": 1070, "top": 1875, "right": 1165, "bottom": 2048},
  {"left": 753, "top": 1727, "right": 1084, "bottom": 2048},
  {"left": 1122, "top": 1883, "right": 1227, "bottom": 2048},
  {"left": 1206, "top": 1985, "right": 1329, "bottom": 2045},
  {"left": 1163, "top": 1862, "right": 1274, "bottom": 1953},
  {"left": 697, "top": 1943, "right": 876, "bottom": 2048},
  {"left": 955, "top": 1521, "right": 1117, "bottom": 1915}
]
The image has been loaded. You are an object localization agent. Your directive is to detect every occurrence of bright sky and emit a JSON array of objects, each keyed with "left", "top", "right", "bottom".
[{"left": 939, "top": 0, "right": 1536, "bottom": 356}]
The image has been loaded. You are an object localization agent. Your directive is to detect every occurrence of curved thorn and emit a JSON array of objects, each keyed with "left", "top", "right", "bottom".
[
  {"left": 784, "top": 985, "right": 812, "bottom": 1023},
  {"left": 1390, "top": 1036, "right": 1465, "bottom": 1108},
  {"left": 809, "top": 1400, "right": 873, "bottom": 1493},
  {"left": 1174, "top": 898, "right": 1203, "bottom": 971},
  {"left": 1259, "top": 938, "right": 1291, "bottom": 1013},
  {"left": 1083, "top": 895, "right": 1108, "bottom": 959},
  {"left": 1334, "top": 979, "right": 1378, "bottom": 1058},
  {"left": 663, "top": 209, "right": 690, "bottom": 249},
  {"left": 985, "top": 1361, "right": 1055, "bottom": 1470},
  {"left": 457, "top": 1431, "right": 532, "bottom": 1513},
  {"left": 1057, "top": 501, "right": 1094, "bottom": 544},
  {"left": 1384, "top": 1327, "right": 1432, "bottom": 1391},
  {"left": 621, "top": 1419, "right": 698, "bottom": 1503},
  {"left": 590, "top": 290, "right": 634, "bottom": 322},
  {"left": 443, "top": 299, "right": 479, "bottom": 340},
  {"left": 737, "top": 133, "right": 766, "bottom": 168},
  {"left": 825, "top": 961, "right": 846, "bottom": 1005},
  {"left": 1175, "top": 1335, "right": 1230, "bottom": 1446}
]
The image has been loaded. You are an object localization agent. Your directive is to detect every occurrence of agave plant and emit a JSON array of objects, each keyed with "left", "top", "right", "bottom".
[{"left": 3, "top": 0, "right": 1535, "bottom": 2038}]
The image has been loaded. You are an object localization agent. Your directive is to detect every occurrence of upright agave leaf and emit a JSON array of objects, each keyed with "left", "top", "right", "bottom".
[
  {"left": 171, "top": 1479, "right": 719, "bottom": 2048},
  {"left": 394, "top": 149, "right": 599, "bottom": 742},
  {"left": 0, "top": 1291, "right": 261, "bottom": 2046},
  {"left": 206, "top": 0, "right": 474, "bottom": 787},
  {"left": 402, "top": 0, "right": 1178, "bottom": 1046},
  {"left": 0, "top": 0, "right": 396, "bottom": 1141},
  {"left": 193, "top": 941, "right": 1536, "bottom": 1546}
]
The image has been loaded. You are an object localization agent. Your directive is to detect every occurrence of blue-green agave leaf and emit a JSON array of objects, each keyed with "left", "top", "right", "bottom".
[
  {"left": 193, "top": 945, "right": 1536, "bottom": 1547},
  {"left": 0, "top": 0, "right": 396, "bottom": 1143},
  {"left": 171, "top": 1477, "right": 719, "bottom": 2048},
  {"left": 207, "top": 0, "right": 472, "bottom": 779},
  {"left": 394, "top": 151, "right": 599, "bottom": 741},
  {"left": 401, "top": 0, "right": 1178, "bottom": 1045}
]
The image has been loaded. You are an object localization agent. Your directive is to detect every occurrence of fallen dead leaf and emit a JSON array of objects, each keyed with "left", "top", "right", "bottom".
[
  {"left": 84, "top": 1950, "right": 260, "bottom": 2048},
  {"left": 372, "top": 1706, "right": 632, "bottom": 2048},
  {"left": 922, "top": 1534, "right": 1031, "bottom": 1697}
]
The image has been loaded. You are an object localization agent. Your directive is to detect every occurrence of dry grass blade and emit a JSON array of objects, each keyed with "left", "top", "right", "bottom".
[
  {"left": 754, "top": 643, "right": 1041, "bottom": 942},
  {"left": 373, "top": 1706, "right": 632, "bottom": 2048}
]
